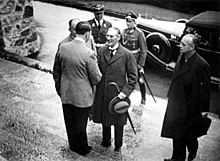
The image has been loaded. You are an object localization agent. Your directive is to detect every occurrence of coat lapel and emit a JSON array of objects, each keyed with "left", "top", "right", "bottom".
[
  {"left": 172, "top": 54, "right": 196, "bottom": 81},
  {"left": 103, "top": 45, "right": 123, "bottom": 65}
]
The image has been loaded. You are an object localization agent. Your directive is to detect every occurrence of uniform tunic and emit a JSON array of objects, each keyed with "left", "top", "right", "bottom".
[{"left": 122, "top": 27, "right": 147, "bottom": 67}]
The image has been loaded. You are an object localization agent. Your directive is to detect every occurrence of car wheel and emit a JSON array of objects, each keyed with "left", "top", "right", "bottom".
[{"left": 146, "top": 32, "right": 171, "bottom": 63}]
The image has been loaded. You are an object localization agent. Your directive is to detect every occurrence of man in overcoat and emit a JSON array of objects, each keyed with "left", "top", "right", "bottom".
[
  {"left": 161, "top": 34, "right": 211, "bottom": 161},
  {"left": 93, "top": 27, "right": 137, "bottom": 153},
  {"left": 53, "top": 21, "right": 102, "bottom": 156}
]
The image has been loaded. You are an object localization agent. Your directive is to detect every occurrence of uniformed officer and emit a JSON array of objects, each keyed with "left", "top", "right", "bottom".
[
  {"left": 121, "top": 11, "right": 148, "bottom": 105},
  {"left": 88, "top": 4, "right": 112, "bottom": 50}
]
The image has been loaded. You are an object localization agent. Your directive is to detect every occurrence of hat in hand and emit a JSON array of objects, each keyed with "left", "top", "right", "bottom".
[
  {"left": 125, "top": 11, "right": 138, "bottom": 20},
  {"left": 109, "top": 96, "right": 131, "bottom": 115},
  {"left": 93, "top": 4, "right": 105, "bottom": 13}
]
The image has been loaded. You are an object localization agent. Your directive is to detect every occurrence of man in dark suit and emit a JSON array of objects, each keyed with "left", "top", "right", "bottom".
[
  {"left": 53, "top": 21, "right": 102, "bottom": 156},
  {"left": 93, "top": 27, "right": 138, "bottom": 154},
  {"left": 88, "top": 4, "right": 112, "bottom": 50},
  {"left": 161, "top": 34, "right": 211, "bottom": 161}
]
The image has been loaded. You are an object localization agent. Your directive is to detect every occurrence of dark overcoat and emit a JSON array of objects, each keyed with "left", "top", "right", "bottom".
[
  {"left": 161, "top": 53, "right": 211, "bottom": 140},
  {"left": 93, "top": 44, "right": 137, "bottom": 126}
]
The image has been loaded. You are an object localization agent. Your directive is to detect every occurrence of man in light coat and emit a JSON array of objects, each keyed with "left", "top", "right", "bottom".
[
  {"left": 53, "top": 21, "right": 102, "bottom": 156},
  {"left": 93, "top": 27, "right": 137, "bottom": 153},
  {"left": 161, "top": 34, "right": 211, "bottom": 161}
]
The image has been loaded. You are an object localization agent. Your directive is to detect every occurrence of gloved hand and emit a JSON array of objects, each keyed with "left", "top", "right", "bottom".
[{"left": 138, "top": 66, "right": 144, "bottom": 74}]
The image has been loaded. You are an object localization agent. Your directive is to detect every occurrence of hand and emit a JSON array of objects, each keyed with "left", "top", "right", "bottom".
[
  {"left": 117, "top": 92, "right": 126, "bottom": 99},
  {"left": 138, "top": 66, "right": 144, "bottom": 74}
]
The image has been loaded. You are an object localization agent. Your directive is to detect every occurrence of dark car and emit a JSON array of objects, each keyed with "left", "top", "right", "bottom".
[{"left": 137, "top": 11, "right": 220, "bottom": 85}]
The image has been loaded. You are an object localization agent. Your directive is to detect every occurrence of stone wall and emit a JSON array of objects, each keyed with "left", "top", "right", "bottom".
[{"left": 0, "top": 0, "right": 39, "bottom": 56}]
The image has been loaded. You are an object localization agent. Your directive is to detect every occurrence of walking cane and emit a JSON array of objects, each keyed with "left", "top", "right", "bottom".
[
  {"left": 109, "top": 82, "right": 136, "bottom": 135},
  {"left": 140, "top": 71, "right": 157, "bottom": 103}
]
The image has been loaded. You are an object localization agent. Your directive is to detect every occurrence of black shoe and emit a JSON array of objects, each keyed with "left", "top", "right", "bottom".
[
  {"left": 164, "top": 159, "right": 174, "bottom": 161},
  {"left": 114, "top": 146, "right": 121, "bottom": 153},
  {"left": 100, "top": 141, "right": 111, "bottom": 147},
  {"left": 188, "top": 152, "right": 196, "bottom": 161},
  {"left": 141, "top": 98, "right": 146, "bottom": 105},
  {"left": 71, "top": 146, "right": 92, "bottom": 156}
]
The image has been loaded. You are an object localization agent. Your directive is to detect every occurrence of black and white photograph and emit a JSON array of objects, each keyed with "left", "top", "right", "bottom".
[{"left": 0, "top": 0, "right": 219, "bottom": 160}]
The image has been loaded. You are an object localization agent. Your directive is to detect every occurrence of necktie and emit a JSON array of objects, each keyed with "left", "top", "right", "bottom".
[
  {"left": 109, "top": 49, "right": 114, "bottom": 58},
  {"left": 98, "top": 21, "right": 101, "bottom": 30}
]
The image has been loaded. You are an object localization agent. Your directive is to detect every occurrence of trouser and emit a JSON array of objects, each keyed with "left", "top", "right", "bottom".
[
  {"left": 102, "top": 125, "right": 124, "bottom": 148},
  {"left": 172, "top": 138, "right": 198, "bottom": 160},
  {"left": 62, "top": 104, "right": 91, "bottom": 151}
]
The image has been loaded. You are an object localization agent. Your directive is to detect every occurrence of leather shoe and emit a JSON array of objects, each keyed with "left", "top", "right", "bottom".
[
  {"left": 188, "top": 152, "right": 196, "bottom": 161},
  {"left": 100, "top": 141, "right": 111, "bottom": 147},
  {"left": 114, "top": 146, "right": 121, "bottom": 153},
  {"left": 164, "top": 159, "right": 174, "bottom": 161},
  {"left": 71, "top": 146, "right": 92, "bottom": 156},
  {"left": 141, "top": 98, "right": 146, "bottom": 105}
]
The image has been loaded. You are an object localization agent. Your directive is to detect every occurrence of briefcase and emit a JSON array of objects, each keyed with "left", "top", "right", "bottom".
[{"left": 195, "top": 114, "right": 212, "bottom": 138}]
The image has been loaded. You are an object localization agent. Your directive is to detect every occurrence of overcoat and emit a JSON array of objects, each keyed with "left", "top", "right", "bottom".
[
  {"left": 161, "top": 53, "right": 211, "bottom": 140},
  {"left": 93, "top": 44, "right": 137, "bottom": 126}
]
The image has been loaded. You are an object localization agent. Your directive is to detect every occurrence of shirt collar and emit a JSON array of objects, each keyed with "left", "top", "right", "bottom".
[
  {"left": 74, "top": 37, "right": 85, "bottom": 44},
  {"left": 95, "top": 18, "right": 104, "bottom": 26},
  {"left": 109, "top": 43, "right": 119, "bottom": 50}
]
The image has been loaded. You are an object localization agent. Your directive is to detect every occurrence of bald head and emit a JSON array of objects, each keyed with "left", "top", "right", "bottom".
[
  {"left": 69, "top": 18, "right": 80, "bottom": 37},
  {"left": 181, "top": 34, "right": 199, "bottom": 49}
]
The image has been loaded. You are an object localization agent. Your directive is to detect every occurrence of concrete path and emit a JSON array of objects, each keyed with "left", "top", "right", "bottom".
[{"left": 0, "top": 57, "right": 220, "bottom": 160}]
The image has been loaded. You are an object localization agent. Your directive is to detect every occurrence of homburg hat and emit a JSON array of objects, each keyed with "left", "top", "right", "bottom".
[
  {"left": 109, "top": 96, "right": 131, "bottom": 115},
  {"left": 93, "top": 4, "right": 105, "bottom": 13}
]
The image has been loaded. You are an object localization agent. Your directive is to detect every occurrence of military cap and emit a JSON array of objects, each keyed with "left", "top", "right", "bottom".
[
  {"left": 93, "top": 4, "right": 105, "bottom": 13},
  {"left": 125, "top": 11, "right": 138, "bottom": 20}
]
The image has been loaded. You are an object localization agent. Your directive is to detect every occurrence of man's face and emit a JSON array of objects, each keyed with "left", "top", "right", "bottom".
[
  {"left": 69, "top": 22, "right": 77, "bottom": 37},
  {"left": 94, "top": 12, "right": 104, "bottom": 21},
  {"left": 179, "top": 36, "right": 194, "bottom": 55},
  {"left": 106, "top": 28, "right": 120, "bottom": 47},
  {"left": 126, "top": 18, "right": 136, "bottom": 29}
]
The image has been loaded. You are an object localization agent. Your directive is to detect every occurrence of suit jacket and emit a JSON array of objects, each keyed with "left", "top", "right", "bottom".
[
  {"left": 93, "top": 44, "right": 137, "bottom": 126},
  {"left": 88, "top": 18, "right": 112, "bottom": 44},
  {"left": 58, "top": 35, "right": 96, "bottom": 53},
  {"left": 53, "top": 38, "right": 102, "bottom": 107},
  {"left": 161, "top": 53, "right": 211, "bottom": 139}
]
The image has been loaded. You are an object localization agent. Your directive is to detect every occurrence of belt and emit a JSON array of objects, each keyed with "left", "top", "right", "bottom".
[{"left": 130, "top": 49, "right": 140, "bottom": 54}]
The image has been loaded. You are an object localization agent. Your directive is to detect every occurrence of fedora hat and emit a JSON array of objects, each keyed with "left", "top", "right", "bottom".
[{"left": 109, "top": 96, "right": 131, "bottom": 115}]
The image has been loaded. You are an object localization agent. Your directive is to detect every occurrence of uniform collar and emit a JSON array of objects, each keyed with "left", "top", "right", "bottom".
[{"left": 95, "top": 18, "right": 104, "bottom": 26}]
